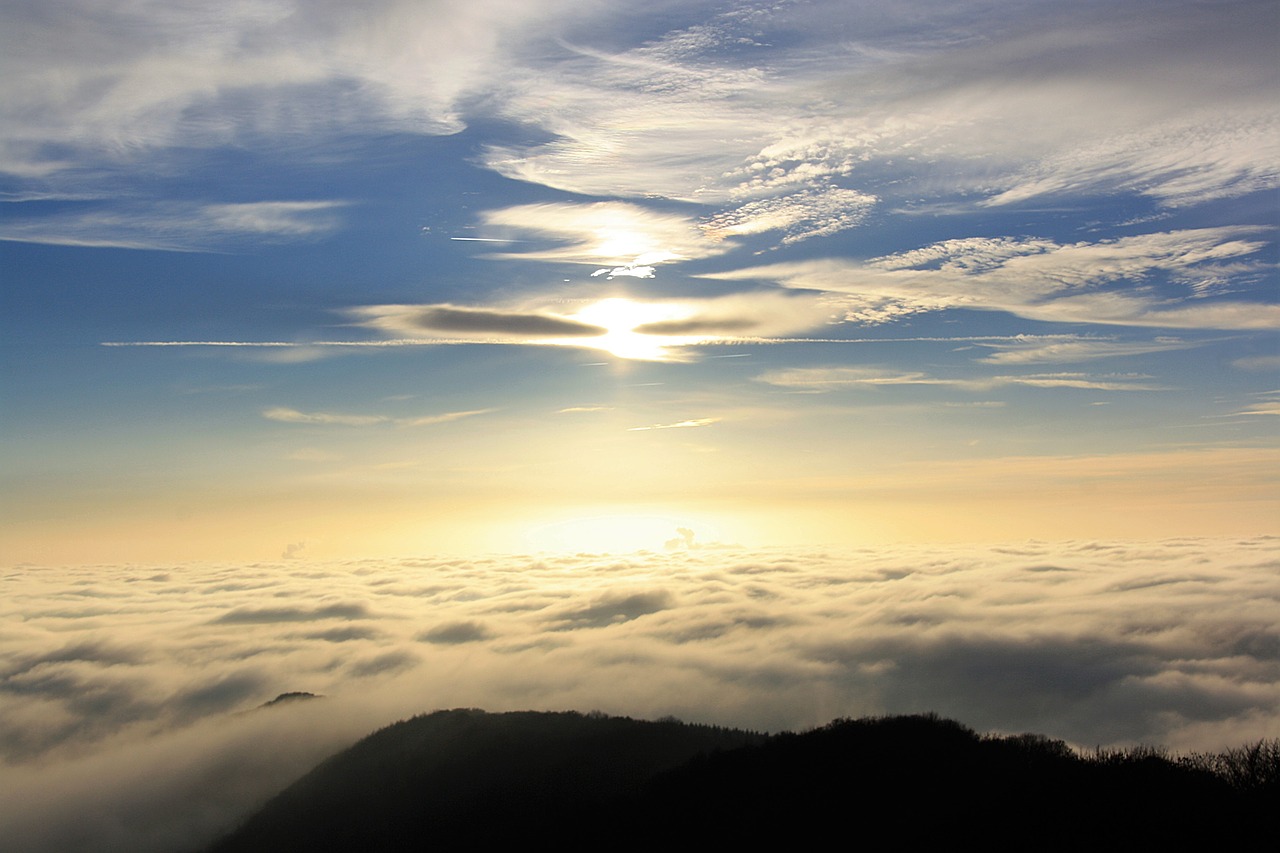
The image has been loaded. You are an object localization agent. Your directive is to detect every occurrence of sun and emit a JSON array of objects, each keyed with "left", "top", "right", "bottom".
[{"left": 567, "top": 297, "right": 695, "bottom": 361}]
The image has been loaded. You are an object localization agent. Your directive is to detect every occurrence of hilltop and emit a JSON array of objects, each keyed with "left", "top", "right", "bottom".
[{"left": 208, "top": 709, "right": 1274, "bottom": 851}]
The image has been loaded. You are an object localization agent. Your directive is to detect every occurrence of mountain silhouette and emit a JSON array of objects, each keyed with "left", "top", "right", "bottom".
[{"left": 208, "top": 709, "right": 1272, "bottom": 851}]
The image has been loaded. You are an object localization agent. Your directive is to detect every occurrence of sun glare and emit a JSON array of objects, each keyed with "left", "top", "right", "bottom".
[
  {"left": 568, "top": 297, "right": 694, "bottom": 361},
  {"left": 522, "top": 512, "right": 726, "bottom": 554}
]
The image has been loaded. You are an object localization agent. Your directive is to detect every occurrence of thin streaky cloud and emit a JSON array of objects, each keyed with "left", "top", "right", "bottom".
[
  {"left": 628, "top": 418, "right": 720, "bottom": 432},
  {"left": 102, "top": 333, "right": 1141, "bottom": 354},
  {"left": 263, "top": 407, "right": 494, "bottom": 427},
  {"left": 102, "top": 340, "right": 517, "bottom": 348},
  {"left": 975, "top": 337, "right": 1206, "bottom": 365},
  {"left": 0, "top": 201, "right": 347, "bottom": 251},
  {"left": 755, "top": 367, "right": 1168, "bottom": 393},
  {"left": 398, "top": 409, "right": 497, "bottom": 427}
]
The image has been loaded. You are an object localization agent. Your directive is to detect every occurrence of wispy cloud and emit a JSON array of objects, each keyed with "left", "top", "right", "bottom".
[
  {"left": 262, "top": 407, "right": 494, "bottom": 427},
  {"left": 263, "top": 408, "right": 387, "bottom": 426},
  {"left": 399, "top": 410, "right": 497, "bottom": 427},
  {"left": 712, "top": 228, "right": 1277, "bottom": 330},
  {"left": 6, "top": 0, "right": 1275, "bottom": 253},
  {"left": 0, "top": 201, "right": 347, "bottom": 250},
  {"left": 0, "top": 0, "right": 587, "bottom": 177},
  {"left": 1232, "top": 355, "right": 1280, "bottom": 372},
  {"left": 1226, "top": 391, "right": 1280, "bottom": 417},
  {"left": 702, "top": 186, "right": 878, "bottom": 245},
  {"left": 478, "top": 201, "right": 722, "bottom": 269},
  {"left": 975, "top": 336, "right": 1203, "bottom": 365},
  {"left": 483, "top": 0, "right": 1278, "bottom": 242},
  {"left": 628, "top": 418, "right": 720, "bottom": 431},
  {"left": 756, "top": 367, "right": 1166, "bottom": 393},
  {"left": 392, "top": 305, "right": 606, "bottom": 338}
]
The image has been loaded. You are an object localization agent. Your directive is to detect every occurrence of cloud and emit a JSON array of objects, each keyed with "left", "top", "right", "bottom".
[
  {"left": 301, "top": 626, "right": 383, "bottom": 643},
  {"left": 6, "top": 0, "right": 1275, "bottom": 264},
  {"left": 974, "top": 336, "right": 1202, "bottom": 365},
  {"left": 263, "top": 407, "right": 388, "bottom": 427},
  {"left": 551, "top": 590, "right": 676, "bottom": 629},
  {"left": 3, "top": 539, "right": 1278, "bottom": 852},
  {"left": 982, "top": 112, "right": 1280, "bottom": 209},
  {"left": 481, "top": 9, "right": 782, "bottom": 203},
  {"left": 0, "top": 0, "right": 591, "bottom": 177},
  {"left": 478, "top": 201, "right": 723, "bottom": 268},
  {"left": 0, "top": 200, "right": 347, "bottom": 250},
  {"left": 702, "top": 186, "right": 879, "bottom": 245},
  {"left": 348, "top": 651, "right": 420, "bottom": 679},
  {"left": 2, "top": 642, "right": 144, "bottom": 682},
  {"left": 198, "top": 201, "right": 346, "bottom": 236},
  {"left": 262, "top": 406, "right": 494, "bottom": 428},
  {"left": 398, "top": 409, "right": 497, "bottom": 427},
  {"left": 628, "top": 418, "right": 720, "bottom": 432},
  {"left": 482, "top": 0, "right": 1277, "bottom": 240},
  {"left": 592, "top": 265, "right": 656, "bottom": 280},
  {"left": 211, "top": 603, "right": 372, "bottom": 624},
  {"left": 633, "top": 317, "right": 760, "bottom": 336},
  {"left": 110, "top": 289, "right": 830, "bottom": 363},
  {"left": 352, "top": 292, "right": 833, "bottom": 362},
  {"left": 712, "top": 228, "right": 1278, "bottom": 330},
  {"left": 755, "top": 367, "right": 1165, "bottom": 393},
  {"left": 167, "top": 672, "right": 271, "bottom": 722},
  {"left": 665, "top": 527, "right": 696, "bottom": 550},
  {"left": 1228, "top": 392, "right": 1280, "bottom": 417},
  {"left": 404, "top": 305, "right": 606, "bottom": 337},
  {"left": 418, "top": 621, "right": 494, "bottom": 645}
]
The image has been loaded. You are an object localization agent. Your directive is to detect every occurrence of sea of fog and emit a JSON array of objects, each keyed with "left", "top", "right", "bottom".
[{"left": 3, "top": 537, "right": 1278, "bottom": 852}]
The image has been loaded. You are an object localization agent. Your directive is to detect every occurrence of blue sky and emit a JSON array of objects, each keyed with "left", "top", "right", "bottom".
[{"left": 2, "top": 0, "right": 1277, "bottom": 561}]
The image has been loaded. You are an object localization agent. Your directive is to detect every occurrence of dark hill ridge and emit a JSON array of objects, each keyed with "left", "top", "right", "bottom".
[{"left": 208, "top": 709, "right": 1274, "bottom": 851}]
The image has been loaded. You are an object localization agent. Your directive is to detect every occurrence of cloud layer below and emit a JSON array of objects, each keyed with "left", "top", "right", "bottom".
[{"left": 2, "top": 538, "right": 1278, "bottom": 852}]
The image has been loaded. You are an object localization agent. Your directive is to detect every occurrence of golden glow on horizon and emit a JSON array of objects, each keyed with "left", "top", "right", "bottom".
[{"left": 520, "top": 511, "right": 731, "bottom": 554}]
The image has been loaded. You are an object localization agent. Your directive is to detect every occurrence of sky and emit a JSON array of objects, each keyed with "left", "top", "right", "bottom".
[
  {"left": 0, "top": 0, "right": 1277, "bottom": 849},
  {"left": 1, "top": 0, "right": 1276, "bottom": 562}
]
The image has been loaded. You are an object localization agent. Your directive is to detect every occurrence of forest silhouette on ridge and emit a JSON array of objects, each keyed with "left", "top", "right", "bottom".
[{"left": 207, "top": 708, "right": 1275, "bottom": 851}]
